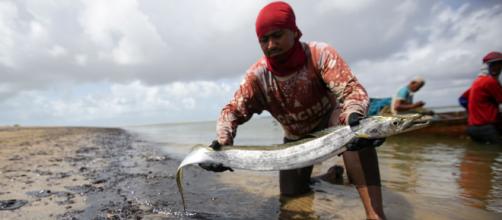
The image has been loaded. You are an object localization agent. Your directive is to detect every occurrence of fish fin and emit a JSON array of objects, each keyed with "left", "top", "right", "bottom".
[{"left": 355, "top": 133, "right": 370, "bottom": 138}]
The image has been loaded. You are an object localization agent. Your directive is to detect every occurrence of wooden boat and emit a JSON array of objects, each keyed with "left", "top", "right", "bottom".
[
  {"left": 412, "top": 111, "right": 468, "bottom": 136},
  {"left": 406, "top": 108, "right": 502, "bottom": 136}
]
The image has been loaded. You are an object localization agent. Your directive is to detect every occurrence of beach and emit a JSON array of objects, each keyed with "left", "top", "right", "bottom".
[
  {"left": 1, "top": 125, "right": 501, "bottom": 219},
  {"left": 0, "top": 127, "right": 196, "bottom": 219}
]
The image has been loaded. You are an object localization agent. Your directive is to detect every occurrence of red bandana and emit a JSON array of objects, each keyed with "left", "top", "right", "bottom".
[{"left": 255, "top": 1, "right": 306, "bottom": 77}]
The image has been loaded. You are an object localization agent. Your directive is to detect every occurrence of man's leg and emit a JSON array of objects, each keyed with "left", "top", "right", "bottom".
[
  {"left": 467, "top": 124, "right": 502, "bottom": 144},
  {"left": 280, "top": 137, "right": 314, "bottom": 196},
  {"left": 343, "top": 147, "right": 385, "bottom": 220},
  {"left": 279, "top": 166, "right": 314, "bottom": 196}
]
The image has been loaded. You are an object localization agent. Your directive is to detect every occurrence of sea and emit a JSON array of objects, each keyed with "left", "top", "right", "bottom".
[{"left": 125, "top": 116, "right": 502, "bottom": 219}]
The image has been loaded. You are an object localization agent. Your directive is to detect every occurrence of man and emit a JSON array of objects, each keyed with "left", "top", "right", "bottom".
[
  {"left": 201, "top": 2, "right": 386, "bottom": 219},
  {"left": 391, "top": 77, "right": 429, "bottom": 115},
  {"left": 460, "top": 51, "right": 502, "bottom": 144}
]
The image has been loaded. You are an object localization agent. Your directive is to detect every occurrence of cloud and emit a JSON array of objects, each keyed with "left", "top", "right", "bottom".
[
  {"left": 79, "top": 0, "right": 168, "bottom": 65},
  {"left": 0, "top": 0, "right": 501, "bottom": 125},
  {"left": 49, "top": 45, "right": 67, "bottom": 57},
  {"left": 0, "top": 80, "right": 237, "bottom": 126},
  {"left": 316, "top": 0, "right": 374, "bottom": 13},
  {"left": 75, "top": 54, "right": 87, "bottom": 65},
  {"left": 0, "top": 1, "right": 18, "bottom": 67},
  {"left": 354, "top": 2, "right": 502, "bottom": 106}
]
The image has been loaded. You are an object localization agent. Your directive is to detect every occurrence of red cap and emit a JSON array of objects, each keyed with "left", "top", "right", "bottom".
[
  {"left": 482, "top": 51, "right": 502, "bottom": 63},
  {"left": 255, "top": 1, "right": 301, "bottom": 38}
]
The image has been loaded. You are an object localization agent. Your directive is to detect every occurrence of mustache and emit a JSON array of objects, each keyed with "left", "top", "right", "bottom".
[{"left": 266, "top": 48, "right": 282, "bottom": 57}]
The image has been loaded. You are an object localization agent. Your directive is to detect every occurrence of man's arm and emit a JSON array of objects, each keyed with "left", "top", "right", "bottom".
[
  {"left": 217, "top": 73, "right": 265, "bottom": 145},
  {"left": 318, "top": 45, "right": 368, "bottom": 124},
  {"left": 394, "top": 100, "right": 424, "bottom": 112}
]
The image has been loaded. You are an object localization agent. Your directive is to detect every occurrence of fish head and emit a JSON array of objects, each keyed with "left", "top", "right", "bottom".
[{"left": 353, "top": 114, "right": 430, "bottom": 138}]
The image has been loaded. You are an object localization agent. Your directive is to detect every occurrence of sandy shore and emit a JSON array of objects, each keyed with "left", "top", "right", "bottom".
[{"left": 0, "top": 127, "right": 197, "bottom": 219}]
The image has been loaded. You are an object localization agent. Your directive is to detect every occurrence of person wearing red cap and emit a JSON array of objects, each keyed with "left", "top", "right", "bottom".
[
  {"left": 200, "top": 2, "right": 386, "bottom": 219},
  {"left": 459, "top": 51, "right": 502, "bottom": 144}
]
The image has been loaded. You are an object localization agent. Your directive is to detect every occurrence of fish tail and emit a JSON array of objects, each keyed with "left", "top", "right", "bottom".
[{"left": 176, "top": 167, "right": 186, "bottom": 212}]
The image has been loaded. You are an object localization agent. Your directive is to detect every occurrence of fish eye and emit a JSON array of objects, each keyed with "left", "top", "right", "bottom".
[{"left": 392, "top": 121, "right": 399, "bottom": 126}]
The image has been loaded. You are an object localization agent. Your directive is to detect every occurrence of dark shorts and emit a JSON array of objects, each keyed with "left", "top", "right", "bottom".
[{"left": 467, "top": 124, "right": 502, "bottom": 144}]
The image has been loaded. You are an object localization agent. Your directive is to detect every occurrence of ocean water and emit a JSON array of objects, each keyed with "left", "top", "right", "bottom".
[{"left": 125, "top": 116, "right": 502, "bottom": 219}]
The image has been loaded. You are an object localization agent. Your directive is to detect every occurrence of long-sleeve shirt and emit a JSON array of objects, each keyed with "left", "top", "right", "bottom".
[
  {"left": 461, "top": 74, "right": 502, "bottom": 126},
  {"left": 217, "top": 42, "right": 369, "bottom": 145}
]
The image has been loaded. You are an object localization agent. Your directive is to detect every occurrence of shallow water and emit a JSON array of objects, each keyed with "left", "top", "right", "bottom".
[
  {"left": 381, "top": 134, "right": 502, "bottom": 214},
  {"left": 125, "top": 117, "right": 502, "bottom": 219}
]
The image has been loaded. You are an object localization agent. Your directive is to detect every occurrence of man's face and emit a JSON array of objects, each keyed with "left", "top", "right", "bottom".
[
  {"left": 259, "top": 29, "right": 296, "bottom": 60},
  {"left": 409, "top": 81, "right": 424, "bottom": 92},
  {"left": 490, "top": 61, "right": 502, "bottom": 77}
]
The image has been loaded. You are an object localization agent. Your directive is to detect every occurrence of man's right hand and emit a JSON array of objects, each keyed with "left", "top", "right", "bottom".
[{"left": 198, "top": 140, "right": 234, "bottom": 172}]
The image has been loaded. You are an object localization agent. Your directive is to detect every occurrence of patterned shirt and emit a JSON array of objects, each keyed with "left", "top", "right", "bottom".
[{"left": 217, "top": 42, "right": 369, "bottom": 145}]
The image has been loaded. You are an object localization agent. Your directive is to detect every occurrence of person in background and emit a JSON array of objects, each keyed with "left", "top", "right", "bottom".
[
  {"left": 459, "top": 51, "right": 502, "bottom": 144},
  {"left": 200, "top": 2, "right": 386, "bottom": 219},
  {"left": 391, "top": 77, "right": 432, "bottom": 115}
]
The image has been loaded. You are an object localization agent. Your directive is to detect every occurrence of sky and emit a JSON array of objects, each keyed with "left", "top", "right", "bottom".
[{"left": 1, "top": 0, "right": 501, "bottom": 126}]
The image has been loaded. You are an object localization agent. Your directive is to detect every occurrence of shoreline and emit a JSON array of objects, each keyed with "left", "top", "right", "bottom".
[
  {"left": 0, "top": 127, "right": 194, "bottom": 219},
  {"left": 0, "top": 127, "right": 284, "bottom": 219},
  {"left": 1, "top": 127, "right": 500, "bottom": 219}
]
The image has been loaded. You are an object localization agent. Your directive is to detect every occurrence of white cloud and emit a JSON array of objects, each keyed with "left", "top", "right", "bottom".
[
  {"left": 383, "top": 0, "right": 418, "bottom": 40},
  {"left": 182, "top": 98, "right": 196, "bottom": 109},
  {"left": 0, "top": 80, "right": 237, "bottom": 125},
  {"left": 0, "top": 83, "right": 13, "bottom": 94},
  {"left": 79, "top": 0, "right": 167, "bottom": 65},
  {"left": 75, "top": 54, "right": 87, "bottom": 65},
  {"left": 316, "top": 0, "right": 374, "bottom": 13},
  {"left": 0, "top": 1, "right": 18, "bottom": 67},
  {"left": 354, "top": 3, "right": 502, "bottom": 106},
  {"left": 206, "top": 0, "right": 263, "bottom": 33},
  {"left": 49, "top": 45, "right": 67, "bottom": 57},
  {"left": 29, "top": 21, "right": 48, "bottom": 41},
  {"left": 1, "top": 0, "right": 501, "bottom": 125}
]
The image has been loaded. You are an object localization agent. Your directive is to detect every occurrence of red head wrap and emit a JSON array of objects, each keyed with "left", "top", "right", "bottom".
[{"left": 255, "top": 1, "right": 306, "bottom": 77}]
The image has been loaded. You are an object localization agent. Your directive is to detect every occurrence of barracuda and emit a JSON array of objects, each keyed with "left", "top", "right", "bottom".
[{"left": 176, "top": 114, "right": 430, "bottom": 211}]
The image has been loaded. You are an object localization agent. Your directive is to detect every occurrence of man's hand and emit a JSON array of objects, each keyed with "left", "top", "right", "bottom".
[
  {"left": 414, "top": 101, "right": 425, "bottom": 108},
  {"left": 198, "top": 140, "right": 234, "bottom": 172},
  {"left": 347, "top": 113, "right": 386, "bottom": 151}
]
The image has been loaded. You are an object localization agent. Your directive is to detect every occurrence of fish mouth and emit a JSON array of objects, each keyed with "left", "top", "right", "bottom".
[{"left": 402, "top": 117, "right": 431, "bottom": 131}]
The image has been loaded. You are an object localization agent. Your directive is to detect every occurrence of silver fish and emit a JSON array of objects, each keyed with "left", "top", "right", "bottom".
[{"left": 176, "top": 114, "right": 430, "bottom": 211}]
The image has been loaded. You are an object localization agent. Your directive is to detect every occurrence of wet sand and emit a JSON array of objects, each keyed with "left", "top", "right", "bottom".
[
  {"left": 1, "top": 127, "right": 500, "bottom": 219},
  {"left": 0, "top": 127, "right": 193, "bottom": 219},
  {"left": 0, "top": 127, "right": 294, "bottom": 219}
]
